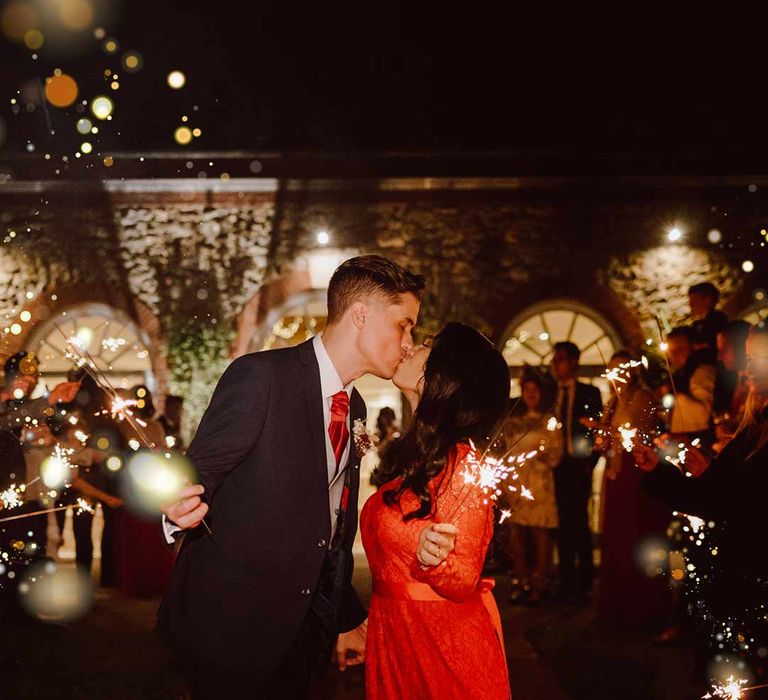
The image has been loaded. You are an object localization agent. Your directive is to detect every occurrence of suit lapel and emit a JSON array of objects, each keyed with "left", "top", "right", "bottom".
[{"left": 298, "top": 340, "right": 331, "bottom": 526}]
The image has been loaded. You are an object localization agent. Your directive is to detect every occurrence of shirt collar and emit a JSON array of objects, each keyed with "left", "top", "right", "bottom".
[{"left": 312, "top": 334, "right": 354, "bottom": 401}]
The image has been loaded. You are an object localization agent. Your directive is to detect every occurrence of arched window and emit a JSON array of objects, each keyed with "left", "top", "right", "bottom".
[
  {"left": 27, "top": 303, "right": 154, "bottom": 392},
  {"left": 501, "top": 299, "right": 622, "bottom": 398}
]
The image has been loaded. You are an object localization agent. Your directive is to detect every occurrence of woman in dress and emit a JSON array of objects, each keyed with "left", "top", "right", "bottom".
[
  {"left": 362, "top": 322, "right": 511, "bottom": 700},
  {"left": 504, "top": 369, "right": 561, "bottom": 605},
  {"left": 596, "top": 350, "right": 671, "bottom": 631}
]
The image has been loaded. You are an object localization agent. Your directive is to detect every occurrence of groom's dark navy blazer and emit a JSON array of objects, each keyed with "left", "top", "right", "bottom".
[{"left": 157, "top": 339, "right": 367, "bottom": 675}]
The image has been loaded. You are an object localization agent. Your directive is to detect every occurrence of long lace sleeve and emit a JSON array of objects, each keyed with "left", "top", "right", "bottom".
[{"left": 413, "top": 458, "right": 495, "bottom": 602}]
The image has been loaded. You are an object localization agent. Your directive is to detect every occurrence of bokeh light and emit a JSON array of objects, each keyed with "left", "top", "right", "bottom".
[
  {"left": 90, "top": 95, "right": 113, "bottom": 120},
  {"left": 80, "top": 142, "right": 92, "bottom": 154},
  {"left": 44, "top": 74, "right": 79, "bottom": 108},
  {"left": 667, "top": 227, "right": 682, "bottom": 243},
  {"left": 103, "top": 155, "right": 114, "bottom": 167},
  {"left": 57, "top": 0, "right": 95, "bottom": 31},
  {"left": 167, "top": 70, "right": 186, "bottom": 89},
  {"left": 742, "top": 260, "right": 754, "bottom": 273},
  {"left": 102, "top": 37, "right": 119, "bottom": 53},
  {"left": 76, "top": 117, "right": 92, "bottom": 134},
  {"left": 18, "top": 560, "right": 94, "bottom": 624},
  {"left": 23, "top": 28, "right": 43, "bottom": 49},
  {"left": 122, "top": 51, "right": 143, "bottom": 73},
  {"left": 122, "top": 451, "right": 195, "bottom": 516},
  {"left": 707, "top": 229, "right": 722, "bottom": 244},
  {"left": 174, "top": 126, "right": 192, "bottom": 145},
  {"left": 1, "top": 1, "right": 37, "bottom": 42},
  {"left": 634, "top": 535, "right": 669, "bottom": 578}
]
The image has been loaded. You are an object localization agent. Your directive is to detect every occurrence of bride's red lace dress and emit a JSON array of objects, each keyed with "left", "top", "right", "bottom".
[{"left": 361, "top": 441, "right": 510, "bottom": 699}]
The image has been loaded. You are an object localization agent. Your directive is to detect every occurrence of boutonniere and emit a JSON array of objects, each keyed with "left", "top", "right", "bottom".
[{"left": 353, "top": 419, "right": 379, "bottom": 459}]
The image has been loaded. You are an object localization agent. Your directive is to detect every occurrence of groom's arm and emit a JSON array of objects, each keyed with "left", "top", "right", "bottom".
[
  {"left": 162, "top": 355, "right": 269, "bottom": 536},
  {"left": 338, "top": 584, "right": 366, "bottom": 633}
]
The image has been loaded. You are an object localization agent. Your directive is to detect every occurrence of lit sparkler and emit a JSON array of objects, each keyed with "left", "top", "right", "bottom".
[
  {"left": 618, "top": 423, "right": 638, "bottom": 452},
  {"left": 1, "top": 484, "right": 24, "bottom": 509},
  {"left": 75, "top": 498, "right": 94, "bottom": 515},
  {"left": 601, "top": 358, "right": 647, "bottom": 384},
  {"left": 703, "top": 675, "right": 748, "bottom": 699}
]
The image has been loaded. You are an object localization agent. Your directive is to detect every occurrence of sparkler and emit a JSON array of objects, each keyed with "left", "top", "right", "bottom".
[
  {"left": 1, "top": 484, "right": 24, "bottom": 510},
  {"left": 618, "top": 423, "right": 638, "bottom": 452}
]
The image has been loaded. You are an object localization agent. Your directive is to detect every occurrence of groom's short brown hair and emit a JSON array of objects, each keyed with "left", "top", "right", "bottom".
[{"left": 327, "top": 255, "right": 425, "bottom": 324}]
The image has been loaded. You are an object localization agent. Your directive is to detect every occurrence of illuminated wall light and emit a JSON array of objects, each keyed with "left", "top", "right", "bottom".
[
  {"left": 667, "top": 227, "right": 683, "bottom": 243},
  {"left": 316, "top": 230, "right": 330, "bottom": 245}
]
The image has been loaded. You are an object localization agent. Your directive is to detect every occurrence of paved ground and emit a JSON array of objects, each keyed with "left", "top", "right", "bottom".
[{"left": 0, "top": 558, "right": 701, "bottom": 699}]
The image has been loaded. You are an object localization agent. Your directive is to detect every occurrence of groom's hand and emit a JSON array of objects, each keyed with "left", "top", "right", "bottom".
[
  {"left": 336, "top": 619, "right": 367, "bottom": 671},
  {"left": 417, "top": 523, "right": 458, "bottom": 567},
  {"left": 162, "top": 484, "right": 208, "bottom": 530}
]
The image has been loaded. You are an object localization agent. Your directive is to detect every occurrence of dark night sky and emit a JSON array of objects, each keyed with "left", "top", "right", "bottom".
[{"left": 0, "top": 2, "right": 765, "bottom": 169}]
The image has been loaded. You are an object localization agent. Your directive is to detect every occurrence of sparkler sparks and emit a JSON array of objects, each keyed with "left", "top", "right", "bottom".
[
  {"left": 101, "top": 336, "right": 127, "bottom": 352},
  {"left": 703, "top": 675, "right": 748, "bottom": 699},
  {"left": 546, "top": 416, "right": 559, "bottom": 432},
  {"left": 1, "top": 484, "right": 24, "bottom": 509},
  {"left": 499, "top": 509, "right": 512, "bottom": 524},
  {"left": 75, "top": 498, "right": 94, "bottom": 515},
  {"left": 618, "top": 423, "right": 638, "bottom": 452},
  {"left": 601, "top": 357, "right": 647, "bottom": 384}
]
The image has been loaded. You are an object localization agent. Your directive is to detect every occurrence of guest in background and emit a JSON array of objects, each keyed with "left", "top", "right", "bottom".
[
  {"left": 116, "top": 385, "right": 175, "bottom": 597},
  {"left": 504, "top": 368, "right": 561, "bottom": 605},
  {"left": 635, "top": 322, "right": 768, "bottom": 685},
  {"left": 664, "top": 326, "right": 717, "bottom": 443},
  {"left": 596, "top": 351, "right": 671, "bottom": 631},
  {"left": 159, "top": 394, "right": 185, "bottom": 450},
  {"left": 550, "top": 341, "right": 603, "bottom": 603},
  {"left": 713, "top": 320, "right": 751, "bottom": 451},
  {"left": 375, "top": 406, "right": 400, "bottom": 452},
  {"left": 688, "top": 282, "right": 728, "bottom": 352}
]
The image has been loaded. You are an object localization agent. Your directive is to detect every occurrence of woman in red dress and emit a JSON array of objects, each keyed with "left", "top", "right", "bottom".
[{"left": 362, "top": 322, "right": 512, "bottom": 699}]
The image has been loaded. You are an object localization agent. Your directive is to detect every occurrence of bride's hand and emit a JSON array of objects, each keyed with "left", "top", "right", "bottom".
[{"left": 417, "top": 523, "right": 458, "bottom": 568}]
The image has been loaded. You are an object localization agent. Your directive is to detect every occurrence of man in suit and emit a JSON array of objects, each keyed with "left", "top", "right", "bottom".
[
  {"left": 551, "top": 341, "right": 603, "bottom": 604},
  {"left": 157, "top": 256, "right": 426, "bottom": 698}
]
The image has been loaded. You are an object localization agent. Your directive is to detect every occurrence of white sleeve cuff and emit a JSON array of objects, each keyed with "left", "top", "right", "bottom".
[{"left": 162, "top": 514, "right": 182, "bottom": 544}]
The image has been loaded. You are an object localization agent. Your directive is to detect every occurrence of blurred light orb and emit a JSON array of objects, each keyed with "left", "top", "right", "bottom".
[
  {"left": 742, "top": 260, "right": 755, "bottom": 273},
  {"left": 102, "top": 37, "right": 118, "bottom": 53},
  {"left": 41, "top": 454, "right": 70, "bottom": 489},
  {"left": 45, "top": 74, "right": 79, "bottom": 108},
  {"left": 76, "top": 118, "right": 92, "bottom": 134},
  {"left": 90, "top": 95, "right": 113, "bottom": 120},
  {"left": 754, "top": 289, "right": 766, "bottom": 302},
  {"left": 192, "top": 127, "right": 202, "bottom": 138},
  {"left": 80, "top": 142, "right": 92, "bottom": 154},
  {"left": 707, "top": 229, "right": 722, "bottom": 244},
  {"left": 634, "top": 535, "right": 669, "bottom": 577},
  {"left": 103, "top": 155, "right": 114, "bottom": 167},
  {"left": 1, "top": 1, "right": 38, "bottom": 42},
  {"left": 167, "top": 70, "right": 186, "bottom": 89},
  {"left": 18, "top": 561, "right": 94, "bottom": 624},
  {"left": 19, "top": 310, "right": 31, "bottom": 322},
  {"left": 123, "top": 451, "right": 194, "bottom": 516},
  {"left": 174, "top": 126, "right": 192, "bottom": 145},
  {"left": 58, "top": 0, "right": 94, "bottom": 31},
  {"left": 10, "top": 323, "right": 22, "bottom": 335},
  {"left": 316, "top": 230, "right": 330, "bottom": 245},
  {"left": 105, "top": 455, "right": 122, "bottom": 472},
  {"left": 662, "top": 393, "right": 675, "bottom": 409},
  {"left": 122, "top": 51, "right": 143, "bottom": 73},
  {"left": 667, "top": 227, "right": 683, "bottom": 243},
  {"left": 23, "top": 28, "right": 43, "bottom": 49}
]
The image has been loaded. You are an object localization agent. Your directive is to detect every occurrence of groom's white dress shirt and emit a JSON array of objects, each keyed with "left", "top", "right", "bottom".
[{"left": 163, "top": 333, "right": 353, "bottom": 545}]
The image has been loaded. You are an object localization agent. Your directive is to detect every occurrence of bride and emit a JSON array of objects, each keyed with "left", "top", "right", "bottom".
[{"left": 362, "top": 322, "right": 511, "bottom": 699}]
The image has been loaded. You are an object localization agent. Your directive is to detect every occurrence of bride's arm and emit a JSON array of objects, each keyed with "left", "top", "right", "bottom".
[{"left": 412, "top": 489, "right": 494, "bottom": 602}]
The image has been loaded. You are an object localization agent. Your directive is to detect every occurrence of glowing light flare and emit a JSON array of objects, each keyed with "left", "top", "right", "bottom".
[
  {"left": 41, "top": 444, "right": 75, "bottom": 489},
  {"left": 75, "top": 498, "right": 94, "bottom": 515},
  {"left": 57, "top": 0, "right": 95, "bottom": 31},
  {"left": 667, "top": 227, "right": 683, "bottom": 242},
  {"left": 44, "top": 74, "right": 79, "bottom": 108},
  {"left": 122, "top": 451, "right": 195, "bottom": 516},
  {"left": 702, "top": 675, "right": 748, "bottom": 699},
  {"left": 18, "top": 560, "right": 94, "bottom": 624},
  {"left": 90, "top": 95, "right": 113, "bottom": 120},
  {"left": 167, "top": 70, "right": 186, "bottom": 89},
  {"left": 618, "top": 423, "right": 638, "bottom": 452}
]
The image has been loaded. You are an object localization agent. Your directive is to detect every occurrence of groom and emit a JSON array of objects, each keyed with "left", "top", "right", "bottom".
[{"left": 157, "top": 255, "right": 425, "bottom": 698}]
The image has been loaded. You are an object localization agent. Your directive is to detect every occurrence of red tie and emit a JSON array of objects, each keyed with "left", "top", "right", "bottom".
[{"left": 329, "top": 390, "right": 350, "bottom": 472}]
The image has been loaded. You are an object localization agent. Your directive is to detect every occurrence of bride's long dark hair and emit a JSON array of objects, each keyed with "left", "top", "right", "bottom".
[{"left": 372, "top": 322, "right": 510, "bottom": 521}]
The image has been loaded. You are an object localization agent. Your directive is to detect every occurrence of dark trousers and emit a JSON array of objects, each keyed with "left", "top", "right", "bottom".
[
  {"left": 183, "top": 610, "right": 319, "bottom": 700},
  {"left": 100, "top": 504, "right": 117, "bottom": 587},
  {"left": 55, "top": 500, "right": 95, "bottom": 572},
  {"left": 554, "top": 457, "right": 595, "bottom": 593}
]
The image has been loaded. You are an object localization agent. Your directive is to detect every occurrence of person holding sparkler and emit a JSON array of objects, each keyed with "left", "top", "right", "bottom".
[
  {"left": 596, "top": 350, "right": 672, "bottom": 632},
  {"left": 503, "top": 367, "right": 561, "bottom": 606},
  {"left": 363, "top": 322, "right": 511, "bottom": 700},
  {"left": 157, "top": 256, "right": 425, "bottom": 699},
  {"left": 634, "top": 322, "right": 768, "bottom": 690}
]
